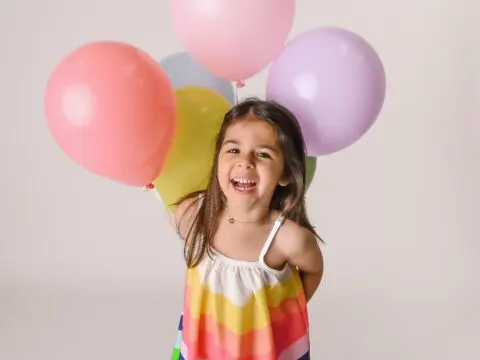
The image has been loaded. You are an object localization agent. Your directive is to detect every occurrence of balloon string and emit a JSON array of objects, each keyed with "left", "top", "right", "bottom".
[
  {"left": 143, "top": 183, "right": 176, "bottom": 227},
  {"left": 234, "top": 80, "right": 245, "bottom": 104},
  {"left": 143, "top": 183, "right": 163, "bottom": 204},
  {"left": 151, "top": 187, "right": 164, "bottom": 204}
]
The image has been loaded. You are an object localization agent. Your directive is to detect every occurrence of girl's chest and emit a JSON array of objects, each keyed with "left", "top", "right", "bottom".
[
  {"left": 212, "top": 224, "right": 270, "bottom": 262},
  {"left": 211, "top": 223, "right": 287, "bottom": 271}
]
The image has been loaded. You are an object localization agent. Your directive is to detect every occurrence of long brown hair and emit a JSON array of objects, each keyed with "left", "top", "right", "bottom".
[{"left": 175, "top": 97, "right": 322, "bottom": 268}]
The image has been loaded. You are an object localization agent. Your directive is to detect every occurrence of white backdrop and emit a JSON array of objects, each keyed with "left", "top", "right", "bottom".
[{"left": 1, "top": 0, "right": 479, "bottom": 359}]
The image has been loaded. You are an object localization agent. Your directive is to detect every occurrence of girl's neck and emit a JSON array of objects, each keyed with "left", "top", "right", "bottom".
[{"left": 223, "top": 202, "right": 273, "bottom": 225}]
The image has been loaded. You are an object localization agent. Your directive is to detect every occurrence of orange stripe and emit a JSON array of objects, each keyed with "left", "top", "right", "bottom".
[{"left": 182, "top": 299, "right": 309, "bottom": 358}]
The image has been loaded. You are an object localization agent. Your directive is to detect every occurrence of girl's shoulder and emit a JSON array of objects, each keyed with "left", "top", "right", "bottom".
[
  {"left": 277, "top": 217, "right": 313, "bottom": 238},
  {"left": 275, "top": 218, "right": 320, "bottom": 256}
]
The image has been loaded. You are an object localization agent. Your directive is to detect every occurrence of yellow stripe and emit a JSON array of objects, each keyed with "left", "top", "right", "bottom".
[{"left": 185, "top": 267, "right": 305, "bottom": 334}]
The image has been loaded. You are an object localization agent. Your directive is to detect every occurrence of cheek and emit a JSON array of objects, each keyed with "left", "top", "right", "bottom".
[
  {"left": 258, "top": 162, "right": 283, "bottom": 182},
  {"left": 217, "top": 161, "right": 230, "bottom": 183}
]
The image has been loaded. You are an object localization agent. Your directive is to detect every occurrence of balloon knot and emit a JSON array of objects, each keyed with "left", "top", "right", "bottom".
[
  {"left": 236, "top": 81, "right": 245, "bottom": 88},
  {"left": 143, "top": 183, "right": 155, "bottom": 191}
]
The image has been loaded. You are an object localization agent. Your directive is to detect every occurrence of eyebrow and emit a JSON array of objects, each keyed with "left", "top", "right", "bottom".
[{"left": 222, "top": 139, "right": 279, "bottom": 153}]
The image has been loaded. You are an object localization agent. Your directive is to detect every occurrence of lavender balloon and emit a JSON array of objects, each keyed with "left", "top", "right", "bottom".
[{"left": 266, "top": 27, "right": 386, "bottom": 156}]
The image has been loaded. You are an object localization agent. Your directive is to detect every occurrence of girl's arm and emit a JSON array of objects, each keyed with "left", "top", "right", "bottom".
[
  {"left": 299, "top": 268, "right": 323, "bottom": 302},
  {"left": 172, "top": 195, "right": 200, "bottom": 241},
  {"left": 283, "top": 227, "right": 324, "bottom": 302}
]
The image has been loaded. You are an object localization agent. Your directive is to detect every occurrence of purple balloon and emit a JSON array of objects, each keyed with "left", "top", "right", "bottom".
[{"left": 266, "top": 27, "right": 386, "bottom": 156}]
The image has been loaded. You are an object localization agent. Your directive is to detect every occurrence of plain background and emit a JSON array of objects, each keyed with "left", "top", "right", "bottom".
[{"left": 1, "top": 0, "right": 479, "bottom": 359}]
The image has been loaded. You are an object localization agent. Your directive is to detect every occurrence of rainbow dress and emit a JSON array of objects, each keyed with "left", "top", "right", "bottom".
[{"left": 171, "top": 215, "right": 311, "bottom": 359}]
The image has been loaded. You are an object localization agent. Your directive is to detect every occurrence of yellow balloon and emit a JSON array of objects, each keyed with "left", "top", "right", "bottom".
[{"left": 153, "top": 86, "right": 231, "bottom": 208}]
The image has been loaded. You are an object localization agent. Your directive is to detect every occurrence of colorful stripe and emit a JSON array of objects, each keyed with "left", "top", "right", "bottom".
[
  {"left": 182, "top": 308, "right": 309, "bottom": 358},
  {"left": 175, "top": 265, "right": 309, "bottom": 359},
  {"left": 171, "top": 315, "right": 183, "bottom": 360},
  {"left": 173, "top": 314, "right": 311, "bottom": 360},
  {"left": 184, "top": 266, "right": 306, "bottom": 333},
  {"left": 171, "top": 213, "right": 311, "bottom": 359}
]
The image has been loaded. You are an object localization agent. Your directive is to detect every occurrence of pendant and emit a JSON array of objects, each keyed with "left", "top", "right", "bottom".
[{"left": 228, "top": 217, "right": 235, "bottom": 224}]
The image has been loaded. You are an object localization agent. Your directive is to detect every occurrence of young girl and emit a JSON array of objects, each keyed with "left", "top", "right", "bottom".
[{"left": 170, "top": 98, "right": 324, "bottom": 360}]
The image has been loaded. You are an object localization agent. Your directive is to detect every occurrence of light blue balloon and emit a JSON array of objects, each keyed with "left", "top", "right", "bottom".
[{"left": 159, "top": 52, "right": 235, "bottom": 104}]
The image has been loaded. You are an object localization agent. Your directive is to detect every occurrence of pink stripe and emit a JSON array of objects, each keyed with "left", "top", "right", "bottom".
[
  {"left": 278, "top": 334, "right": 310, "bottom": 360},
  {"left": 182, "top": 302, "right": 309, "bottom": 359}
]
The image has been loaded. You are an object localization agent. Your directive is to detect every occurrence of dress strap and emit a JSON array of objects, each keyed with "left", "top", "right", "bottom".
[{"left": 258, "top": 214, "right": 285, "bottom": 263}]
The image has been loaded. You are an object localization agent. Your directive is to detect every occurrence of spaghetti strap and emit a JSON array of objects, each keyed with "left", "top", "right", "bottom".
[{"left": 258, "top": 214, "right": 285, "bottom": 263}]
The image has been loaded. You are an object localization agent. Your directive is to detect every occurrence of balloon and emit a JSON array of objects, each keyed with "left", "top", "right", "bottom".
[
  {"left": 45, "top": 41, "right": 177, "bottom": 187},
  {"left": 153, "top": 87, "right": 230, "bottom": 207},
  {"left": 266, "top": 27, "right": 386, "bottom": 156},
  {"left": 306, "top": 156, "right": 317, "bottom": 189},
  {"left": 159, "top": 52, "right": 235, "bottom": 104},
  {"left": 170, "top": 0, "right": 295, "bottom": 82}
]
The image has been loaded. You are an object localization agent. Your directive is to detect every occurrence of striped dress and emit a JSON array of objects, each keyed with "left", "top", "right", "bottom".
[{"left": 171, "top": 215, "right": 311, "bottom": 359}]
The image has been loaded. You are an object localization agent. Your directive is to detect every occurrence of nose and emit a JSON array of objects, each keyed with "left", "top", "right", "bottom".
[{"left": 235, "top": 153, "right": 254, "bottom": 169}]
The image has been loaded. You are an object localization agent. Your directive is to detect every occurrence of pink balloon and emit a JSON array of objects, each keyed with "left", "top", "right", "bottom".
[
  {"left": 266, "top": 27, "right": 386, "bottom": 156},
  {"left": 170, "top": 0, "right": 295, "bottom": 82},
  {"left": 44, "top": 41, "right": 177, "bottom": 187}
]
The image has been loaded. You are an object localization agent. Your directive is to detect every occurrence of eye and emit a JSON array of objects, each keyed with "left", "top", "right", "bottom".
[
  {"left": 226, "top": 148, "right": 239, "bottom": 154},
  {"left": 257, "top": 152, "right": 272, "bottom": 159}
]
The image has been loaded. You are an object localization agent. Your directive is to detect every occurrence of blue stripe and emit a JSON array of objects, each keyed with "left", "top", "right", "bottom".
[
  {"left": 178, "top": 314, "right": 183, "bottom": 331},
  {"left": 174, "top": 329, "right": 182, "bottom": 348}
]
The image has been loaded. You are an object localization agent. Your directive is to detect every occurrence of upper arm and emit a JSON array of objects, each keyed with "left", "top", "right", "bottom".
[
  {"left": 283, "top": 226, "right": 324, "bottom": 274},
  {"left": 173, "top": 195, "right": 200, "bottom": 241}
]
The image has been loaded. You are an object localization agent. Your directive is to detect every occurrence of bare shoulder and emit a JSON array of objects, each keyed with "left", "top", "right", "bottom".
[
  {"left": 276, "top": 219, "right": 317, "bottom": 252},
  {"left": 173, "top": 194, "right": 202, "bottom": 240},
  {"left": 276, "top": 219, "right": 323, "bottom": 273}
]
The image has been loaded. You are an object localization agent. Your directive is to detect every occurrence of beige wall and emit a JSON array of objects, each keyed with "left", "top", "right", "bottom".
[{"left": 1, "top": 0, "right": 479, "bottom": 359}]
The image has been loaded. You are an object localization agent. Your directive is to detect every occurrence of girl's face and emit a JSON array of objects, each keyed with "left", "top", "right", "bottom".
[{"left": 217, "top": 115, "right": 286, "bottom": 208}]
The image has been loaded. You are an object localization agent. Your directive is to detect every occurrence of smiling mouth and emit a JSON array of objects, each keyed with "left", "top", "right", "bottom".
[{"left": 230, "top": 177, "right": 258, "bottom": 192}]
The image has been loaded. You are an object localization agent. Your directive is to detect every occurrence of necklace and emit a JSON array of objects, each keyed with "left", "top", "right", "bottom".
[
  {"left": 226, "top": 210, "right": 271, "bottom": 224},
  {"left": 227, "top": 217, "right": 263, "bottom": 224}
]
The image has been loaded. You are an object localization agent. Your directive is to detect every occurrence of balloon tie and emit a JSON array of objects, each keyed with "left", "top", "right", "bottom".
[
  {"left": 143, "top": 183, "right": 155, "bottom": 191},
  {"left": 234, "top": 80, "right": 245, "bottom": 104}
]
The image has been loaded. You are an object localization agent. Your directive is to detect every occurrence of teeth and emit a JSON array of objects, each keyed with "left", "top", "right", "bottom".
[{"left": 232, "top": 178, "right": 256, "bottom": 184}]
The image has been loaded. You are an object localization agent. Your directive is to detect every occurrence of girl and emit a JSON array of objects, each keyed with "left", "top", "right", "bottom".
[{"left": 170, "top": 98, "right": 324, "bottom": 360}]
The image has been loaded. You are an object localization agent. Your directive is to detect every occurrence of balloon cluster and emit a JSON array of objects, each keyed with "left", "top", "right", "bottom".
[{"left": 44, "top": 1, "right": 386, "bottom": 206}]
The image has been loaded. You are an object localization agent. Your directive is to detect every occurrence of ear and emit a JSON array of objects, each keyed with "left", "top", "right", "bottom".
[{"left": 278, "top": 178, "right": 290, "bottom": 187}]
